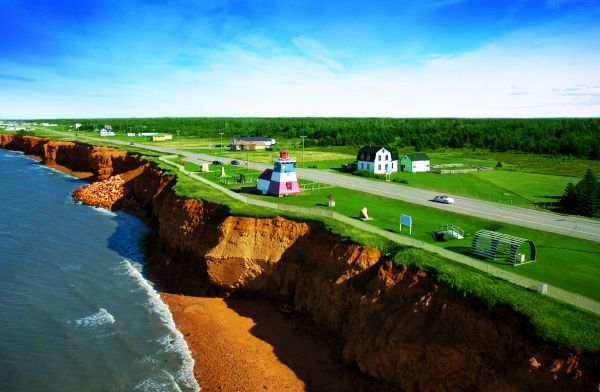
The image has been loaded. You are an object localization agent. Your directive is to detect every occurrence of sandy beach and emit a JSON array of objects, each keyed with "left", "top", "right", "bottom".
[{"left": 160, "top": 294, "right": 394, "bottom": 392}]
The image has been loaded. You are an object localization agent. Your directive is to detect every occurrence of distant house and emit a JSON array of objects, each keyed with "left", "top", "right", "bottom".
[
  {"left": 151, "top": 134, "right": 173, "bottom": 141},
  {"left": 400, "top": 152, "right": 430, "bottom": 173},
  {"left": 99, "top": 128, "right": 115, "bottom": 136},
  {"left": 137, "top": 132, "right": 158, "bottom": 136},
  {"left": 230, "top": 137, "right": 276, "bottom": 150},
  {"left": 356, "top": 146, "right": 399, "bottom": 174}
]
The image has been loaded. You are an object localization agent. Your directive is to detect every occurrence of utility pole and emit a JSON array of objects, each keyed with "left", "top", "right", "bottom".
[
  {"left": 300, "top": 135, "right": 307, "bottom": 167},
  {"left": 177, "top": 130, "right": 180, "bottom": 148},
  {"left": 219, "top": 132, "right": 224, "bottom": 158}
]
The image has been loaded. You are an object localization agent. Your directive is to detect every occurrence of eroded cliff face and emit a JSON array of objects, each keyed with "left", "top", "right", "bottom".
[{"left": 2, "top": 134, "right": 598, "bottom": 391}]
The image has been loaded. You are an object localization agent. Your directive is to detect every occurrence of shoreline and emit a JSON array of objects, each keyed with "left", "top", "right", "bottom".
[
  {"left": 14, "top": 148, "right": 388, "bottom": 390},
  {"left": 160, "top": 293, "right": 395, "bottom": 391}
]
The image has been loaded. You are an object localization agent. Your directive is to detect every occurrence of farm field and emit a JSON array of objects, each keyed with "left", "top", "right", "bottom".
[
  {"left": 473, "top": 171, "right": 576, "bottom": 204},
  {"left": 180, "top": 159, "right": 600, "bottom": 301}
]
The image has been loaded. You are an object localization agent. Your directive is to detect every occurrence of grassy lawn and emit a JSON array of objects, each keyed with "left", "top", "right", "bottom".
[
  {"left": 425, "top": 148, "right": 600, "bottom": 177},
  {"left": 474, "top": 170, "right": 576, "bottom": 204}
]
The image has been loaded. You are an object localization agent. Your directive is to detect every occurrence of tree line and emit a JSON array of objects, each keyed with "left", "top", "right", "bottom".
[{"left": 49, "top": 117, "right": 600, "bottom": 160}]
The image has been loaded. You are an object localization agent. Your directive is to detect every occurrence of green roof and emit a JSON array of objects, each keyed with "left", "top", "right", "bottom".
[
  {"left": 403, "top": 152, "right": 429, "bottom": 161},
  {"left": 357, "top": 146, "right": 399, "bottom": 162}
]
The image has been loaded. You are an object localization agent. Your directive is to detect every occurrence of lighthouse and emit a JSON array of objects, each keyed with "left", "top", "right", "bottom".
[{"left": 257, "top": 150, "right": 301, "bottom": 196}]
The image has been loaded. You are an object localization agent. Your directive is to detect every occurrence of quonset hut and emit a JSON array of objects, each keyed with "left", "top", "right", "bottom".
[{"left": 257, "top": 150, "right": 301, "bottom": 196}]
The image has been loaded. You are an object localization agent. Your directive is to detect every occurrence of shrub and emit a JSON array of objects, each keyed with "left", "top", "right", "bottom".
[{"left": 352, "top": 170, "right": 386, "bottom": 180}]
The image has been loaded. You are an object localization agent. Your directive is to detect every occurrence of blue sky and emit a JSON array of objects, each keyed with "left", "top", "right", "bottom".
[{"left": 1, "top": 0, "right": 599, "bottom": 118}]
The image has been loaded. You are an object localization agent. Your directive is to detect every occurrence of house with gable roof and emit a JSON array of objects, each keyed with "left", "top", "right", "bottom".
[
  {"left": 400, "top": 152, "right": 430, "bottom": 172},
  {"left": 356, "top": 146, "right": 399, "bottom": 174}
]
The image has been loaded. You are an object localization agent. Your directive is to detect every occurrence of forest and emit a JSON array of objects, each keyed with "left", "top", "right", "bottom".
[{"left": 48, "top": 117, "right": 600, "bottom": 159}]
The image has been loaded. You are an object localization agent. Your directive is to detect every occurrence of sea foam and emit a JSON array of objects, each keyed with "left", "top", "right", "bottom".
[
  {"left": 121, "top": 259, "right": 200, "bottom": 392},
  {"left": 71, "top": 308, "right": 116, "bottom": 328}
]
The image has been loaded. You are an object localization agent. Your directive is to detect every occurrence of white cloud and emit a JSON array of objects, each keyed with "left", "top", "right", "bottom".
[
  {"left": 292, "top": 36, "right": 344, "bottom": 72},
  {"left": 2, "top": 26, "right": 600, "bottom": 118}
]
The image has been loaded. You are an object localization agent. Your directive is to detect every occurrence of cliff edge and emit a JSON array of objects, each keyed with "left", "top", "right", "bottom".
[{"left": 2, "top": 134, "right": 598, "bottom": 391}]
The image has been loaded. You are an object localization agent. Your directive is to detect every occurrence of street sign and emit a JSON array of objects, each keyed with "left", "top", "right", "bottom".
[{"left": 400, "top": 214, "right": 413, "bottom": 235}]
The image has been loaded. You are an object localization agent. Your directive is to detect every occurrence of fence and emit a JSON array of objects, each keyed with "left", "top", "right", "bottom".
[{"left": 158, "top": 156, "right": 600, "bottom": 314}]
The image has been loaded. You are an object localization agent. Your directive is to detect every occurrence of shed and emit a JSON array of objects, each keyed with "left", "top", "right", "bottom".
[
  {"left": 470, "top": 230, "right": 536, "bottom": 265},
  {"left": 400, "top": 152, "right": 430, "bottom": 173}
]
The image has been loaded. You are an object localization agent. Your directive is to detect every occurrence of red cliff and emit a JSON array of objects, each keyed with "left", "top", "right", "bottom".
[{"left": 2, "top": 134, "right": 598, "bottom": 391}]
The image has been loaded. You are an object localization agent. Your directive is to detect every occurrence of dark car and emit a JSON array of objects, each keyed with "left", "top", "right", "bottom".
[
  {"left": 212, "top": 160, "right": 223, "bottom": 165},
  {"left": 341, "top": 162, "right": 357, "bottom": 172},
  {"left": 230, "top": 160, "right": 241, "bottom": 165}
]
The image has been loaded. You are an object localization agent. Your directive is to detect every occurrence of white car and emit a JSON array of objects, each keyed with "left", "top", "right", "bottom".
[{"left": 432, "top": 195, "right": 454, "bottom": 204}]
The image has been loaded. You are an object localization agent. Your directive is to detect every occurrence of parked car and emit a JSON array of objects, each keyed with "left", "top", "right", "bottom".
[
  {"left": 341, "top": 162, "right": 357, "bottom": 172},
  {"left": 212, "top": 160, "right": 223, "bottom": 165},
  {"left": 230, "top": 160, "right": 241, "bottom": 165},
  {"left": 432, "top": 195, "right": 455, "bottom": 204}
]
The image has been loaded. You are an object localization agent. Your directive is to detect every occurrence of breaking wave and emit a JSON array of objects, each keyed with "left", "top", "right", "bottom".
[
  {"left": 121, "top": 259, "right": 199, "bottom": 392},
  {"left": 70, "top": 308, "right": 116, "bottom": 328}
]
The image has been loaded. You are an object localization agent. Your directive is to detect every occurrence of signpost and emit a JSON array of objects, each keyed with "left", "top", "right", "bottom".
[{"left": 400, "top": 214, "right": 413, "bottom": 235}]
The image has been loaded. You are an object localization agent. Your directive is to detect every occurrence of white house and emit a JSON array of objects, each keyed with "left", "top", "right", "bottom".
[
  {"left": 356, "top": 146, "right": 399, "bottom": 174},
  {"left": 399, "top": 152, "right": 430, "bottom": 173},
  {"left": 99, "top": 128, "right": 115, "bottom": 136}
]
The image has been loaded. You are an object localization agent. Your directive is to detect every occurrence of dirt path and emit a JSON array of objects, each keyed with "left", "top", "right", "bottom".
[{"left": 161, "top": 294, "right": 393, "bottom": 392}]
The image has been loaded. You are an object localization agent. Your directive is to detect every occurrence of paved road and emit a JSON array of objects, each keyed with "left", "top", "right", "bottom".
[{"left": 43, "top": 131, "right": 600, "bottom": 243}]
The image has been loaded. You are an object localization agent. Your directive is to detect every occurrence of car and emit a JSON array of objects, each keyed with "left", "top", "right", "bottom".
[
  {"left": 212, "top": 160, "right": 223, "bottom": 165},
  {"left": 432, "top": 195, "right": 455, "bottom": 204},
  {"left": 230, "top": 160, "right": 241, "bottom": 165},
  {"left": 341, "top": 162, "right": 357, "bottom": 172}
]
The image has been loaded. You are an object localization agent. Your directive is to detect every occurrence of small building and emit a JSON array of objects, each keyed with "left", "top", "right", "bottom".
[
  {"left": 99, "top": 128, "right": 115, "bottom": 136},
  {"left": 400, "top": 152, "right": 430, "bottom": 173},
  {"left": 137, "top": 132, "right": 158, "bottom": 137},
  {"left": 257, "top": 150, "right": 300, "bottom": 196},
  {"left": 356, "top": 146, "right": 399, "bottom": 174},
  {"left": 127, "top": 132, "right": 136, "bottom": 137},
  {"left": 230, "top": 137, "right": 276, "bottom": 150},
  {"left": 151, "top": 134, "right": 173, "bottom": 141},
  {"left": 471, "top": 230, "right": 536, "bottom": 265}
]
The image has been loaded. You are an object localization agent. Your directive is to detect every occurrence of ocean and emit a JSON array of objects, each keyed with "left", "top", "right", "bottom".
[{"left": 0, "top": 149, "right": 199, "bottom": 391}]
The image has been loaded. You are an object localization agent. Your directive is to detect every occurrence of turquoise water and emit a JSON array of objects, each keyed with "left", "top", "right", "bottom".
[{"left": 0, "top": 149, "right": 199, "bottom": 391}]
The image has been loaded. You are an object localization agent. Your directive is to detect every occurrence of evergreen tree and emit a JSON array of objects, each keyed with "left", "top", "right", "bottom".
[
  {"left": 560, "top": 182, "right": 578, "bottom": 214},
  {"left": 576, "top": 169, "right": 599, "bottom": 217}
]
